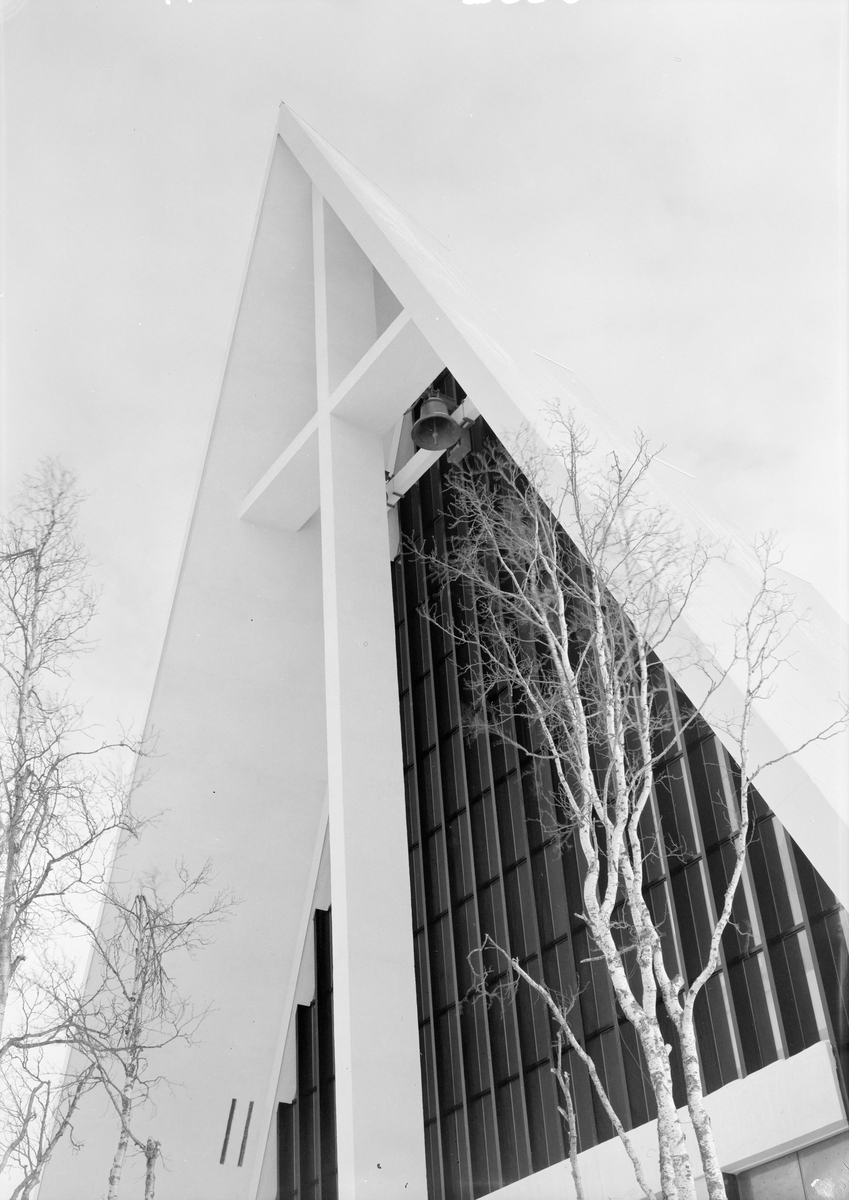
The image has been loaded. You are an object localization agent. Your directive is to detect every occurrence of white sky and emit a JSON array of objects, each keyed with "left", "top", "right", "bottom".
[{"left": 1, "top": 0, "right": 846, "bottom": 744}]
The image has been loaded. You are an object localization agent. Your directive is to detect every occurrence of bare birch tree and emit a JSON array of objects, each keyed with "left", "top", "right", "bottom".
[
  {"left": 0, "top": 462, "right": 142, "bottom": 1194},
  {"left": 0, "top": 1048, "right": 94, "bottom": 1200},
  {"left": 68, "top": 866, "right": 232, "bottom": 1200},
  {"left": 426, "top": 420, "right": 846, "bottom": 1200}
]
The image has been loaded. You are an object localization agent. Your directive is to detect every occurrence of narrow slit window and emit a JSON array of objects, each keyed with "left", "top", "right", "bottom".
[{"left": 219, "top": 1098, "right": 237, "bottom": 1165}]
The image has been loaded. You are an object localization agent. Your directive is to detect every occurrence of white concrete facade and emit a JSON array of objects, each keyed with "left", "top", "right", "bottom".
[{"left": 40, "top": 107, "right": 847, "bottom": 1199}]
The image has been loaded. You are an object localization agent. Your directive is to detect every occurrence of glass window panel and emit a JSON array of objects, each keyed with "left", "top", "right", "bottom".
[
  {"left": 406, "top": 604, "right": 430, "bottom": 682},
  {"left": 586, "top": 1028, "right": 628, "bottom": 1143},
  {"left": 748, "top": 818, "right": 796, "bottom": 941},
  {"left": 504, "top": 862, "right": 538, "bottom": 963},
  {"left": 464, "top": 735, "right": 491, "bottom": 804},
  {"left": 421, "top": 1019, "right": 439, "bottom": 1123},
  {"left": 561, "top": 838, "right": 587, "bottom": 925},
  {"left": 520, "top": 760, "right": 544, "bottom": 849},
  {"left": 414, "top": 676, "right": 439, "bottom": 753},
  {"left": 277, "top": 1103, "right": 296, "bottom": 1200},
  {"left": 453, "top": 898, "right": 481, "bottom": 999},
  {"left": 495, "top": 1078, "right": 531, "bottom": 1186},
  {"left": 440, "top": 1108, "right": 472, "bottom": 1200},
  {"left": 728, "top": 953, "right": 777, "bottom": 1074},
  {"left": 426, "top": 827, "right": 451, "bottom": 918},
  {"left": 440, "top": 732, "right": 467, "bottom": 819},
  {"left": 395, "top": 619, "right": 412, "bottom": 697},
  {"left": 487, "top": 991, "right": 522, "bottom": 1085},
  {"left": 539, "top": 845, "right": 571, "bottom": 944},
  {"left": 435, "top": 654, "right": 461, "bottom": 738},
  {"left": 637, "top": 797, "right": 665, "bottom": 884},
  {"left": 494, "top": 773, "right": 527, "bottom": 869},
  {"left": 687, "top": 737, "right": 735, "bottom": 848},
  {"left": 809, "top": 911, "right": 849, "bottom": 1049},
  {"left": 409, "top": 845, "right": 426, "bottom": 932},
  {"left": 670, "top": 862, "right": 713, "bottom": 982},
  {"left": 693, "top": 972, "right": 738, "bottom": 1093},
  {"left": 470, "top": 794, "right": 500, "bottom": 886},
  {"left": 400, "top": 698, "right": 416, "bottom": 769},
  {"left": 644, "top": 880, "right": 681, "bottom": 980},
  {"left": 419, "top": 750, "right": 442, "bottom": 834},
  {"left": 792, "top": 838, "right": 839, "bottom": 918},
  {"left": 460, "top": 997, "right": 492, "bottom": 1100},
  {"left": 447, "top": 814, "right": 475, "bottom": 904},
  {"left": 573, "top": 927, "right": 616, "bottom": 1034},
  {"left": 430, "top": 915, "right": 457, "bottom": 1013},
  {"left": 769, "top": 932, "right": 819, "bottom": 1056},
  {"left": 436, "top": 1007, "right": 466, "bottom": 1115},
  {"left": 706, "top": 842, "right": 756, "bottom": 961},
  {"left": 524, "top": 1062, "right": 565, "bottom": 1171},
  {"left": 467, "top": 1095, "right": 501, "bottom": 1199},
  {"left": 654, "top": 757, "right": 699, "bottom": 862},
  {"left": 424, "top": 1121, "right": 444, "bottom": 1200},
  {"left": 514, "top": 963, "right": 553, "bottom": 1066},
  {"left": 414, "top": 929, "right": 432, "bottom": 1022},
  {"left": 490, "top": 723, "right": 519, "bottom": 784},
  {"left": 477, "top": 882, "right": 509, "bottom": 976},
  {"left": 541, "top": 940, "right": 580, "bottom": 1021},
  {"left": 429, "top": 601, "right": 455, "bottom": 669},
  {"left": 619, "top": 1019, "right": 653, "bottom": 1129},
  {"left": 404, "top": 762, "right": 422, "bottom": 842}
]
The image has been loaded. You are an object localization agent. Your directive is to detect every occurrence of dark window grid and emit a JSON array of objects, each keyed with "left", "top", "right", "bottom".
[
  {"left": 404, "top": 675, "right": 507, "bottom": 1193},
  {"left": 424, "top": 1117, "right": 446, "bottom": 1200},
  {"left": 783, "top": 828, "right": 845, "bottom": 1058},
  {"left": 400, "top": 465, "right": 546, "bottom": 1180},
  {"left": 748, "top": 815, "right": 827, "bottom": 1060},
  {"left": 540, "top": 941, "right": 598, "bottom": 1150},
  {"left": 700, "top": 787, "right": 790, "bottom": 1067},
  {"left": 583, "top": 1023, "right": 634, "bottom": 1141},
  {"left": 296, "top": 1006, "right": 320, "bottom": 1194},
  {"left": 529, "top": 842, "right": 574, "bottom": 948},
  {"left": 277, "top": 1101, "right": 297, "bottom": 1200},
  {"left": 808, "top": 908, "right": 849, "bottom": 1040},
  {"left": 792, "top": 835, "right": 843, "bottom": 920},
  {"left": 467, "top": 1093, "right": 503, "bottom": 1198},
  {"left": 398, "top": 451, "right": 844, "bottom": 1190},
  {"left": 791, "top": 835, "right": 849, "bottom": 1106},
  {"left": 394, "top": 613, "right": 412, "bottom": 698},
  {"left": 705, "top": 842, "right": 763, "bottom": 963},
  {"left": 727, "top": 950, "right": 780, "bottom": 1075},
  {"left": 710, "top": 850, "right": 787, "bottom": 1072},
  {"left": 313, "top": 913, "right": 337, "bottom": 1199},
  {"left": 416, "top": 694, "right": 479, "bottom": 1191},
  {"left": 686, "top": 733, "right": 740, "bottom": 855},
  {"left": 463, "top": 746, "right": 540, "bottom": 1177},
  {"left": 494, "top": 769, "right": 532, "bottom": 872},
  {"left": 766, "top": 927, "right": 821, "bottom": 1056},
  {"left": 418, "top": 958, "right": 448, "bottom": 1191},
  {"left": 400, "top": 691, "right": 417, "bottom": 772},
  {"left": 655, "top": 695, "right": 745, "bottom": 1085}
]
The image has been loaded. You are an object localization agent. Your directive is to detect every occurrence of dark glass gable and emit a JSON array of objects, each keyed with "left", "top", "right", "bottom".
[{"left": 391, "top": 431, "right": 849, "bottom": 1200}]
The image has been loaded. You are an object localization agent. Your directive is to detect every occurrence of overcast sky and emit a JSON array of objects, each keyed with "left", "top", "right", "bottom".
[{"left": 1, "top": 0, "right": 846, "bottom": 742}]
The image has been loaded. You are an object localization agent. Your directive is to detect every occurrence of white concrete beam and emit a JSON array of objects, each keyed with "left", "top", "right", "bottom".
[
  {"left": 318, "top": 411, "right": 428, "bottom": 1200},
  {"left": 238, "top": 413, "right": 319, "bottom": 532},
  {"left": 329, "top": 309, "right": 443, "bottom": 435}
]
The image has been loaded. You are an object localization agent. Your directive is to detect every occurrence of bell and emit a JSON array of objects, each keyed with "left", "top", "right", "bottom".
[{"left": 411, "top": 392, "right": 463, "bottom": 451}]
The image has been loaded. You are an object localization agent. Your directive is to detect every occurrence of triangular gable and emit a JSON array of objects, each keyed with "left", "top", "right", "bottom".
[{"left": 275, "top": 103, "right": 847, "bottom": 904}]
